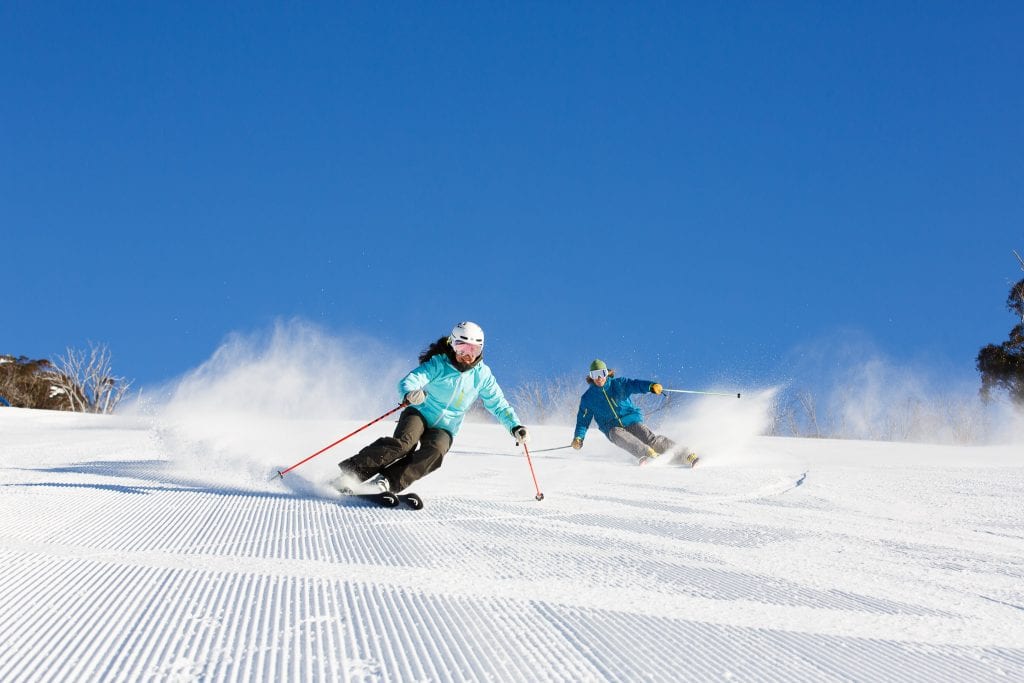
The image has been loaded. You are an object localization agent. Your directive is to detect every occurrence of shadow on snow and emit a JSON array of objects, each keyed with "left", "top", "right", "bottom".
[{"left": 5, "top": 460, "right": 302, "bottom": 502}]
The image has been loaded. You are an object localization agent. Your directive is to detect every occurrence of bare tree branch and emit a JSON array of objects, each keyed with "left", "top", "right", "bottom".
[
  {"left": 45, "top": 342, "right": 132, "bottom": 414},
  {"left": 797, "top": 389, "right": 821, "bottom": 438}
]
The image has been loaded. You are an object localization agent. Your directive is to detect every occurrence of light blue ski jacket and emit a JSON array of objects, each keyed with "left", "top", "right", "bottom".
[
  {"left": 398, "top": 354, "right": 520, "bottom": 437},
  {"left": 574, "top": 377, "right": 655, "bottom": 440}
]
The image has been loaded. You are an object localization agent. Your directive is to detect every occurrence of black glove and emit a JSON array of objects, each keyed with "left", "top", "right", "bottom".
[{"left": 511, "top": 425, "right": 529, "bottom": 445}]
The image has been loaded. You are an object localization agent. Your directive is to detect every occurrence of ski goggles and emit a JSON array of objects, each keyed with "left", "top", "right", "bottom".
[
  {"left": 452, "top": 340, "right": 482, "bottom": 359},
  {"left": 588, "top": 368, "right": 609, "bottom": 380}
]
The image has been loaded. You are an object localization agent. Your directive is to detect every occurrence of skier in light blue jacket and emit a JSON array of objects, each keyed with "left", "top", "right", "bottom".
[{"left": 338, "top": 322, "right": 529, "bottom": 493}]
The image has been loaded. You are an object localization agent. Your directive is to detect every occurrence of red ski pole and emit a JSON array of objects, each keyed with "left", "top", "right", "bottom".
[
  {"left": 520, "top": 442, "right": 545, "bottom": 501},
  {"left": 271, "top": 402, "right": 406, "bottom": 481}
]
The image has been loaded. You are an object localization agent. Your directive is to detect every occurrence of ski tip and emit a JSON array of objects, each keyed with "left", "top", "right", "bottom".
[{"left": 401, "top": 493, "right": 424, "bottom": 510}]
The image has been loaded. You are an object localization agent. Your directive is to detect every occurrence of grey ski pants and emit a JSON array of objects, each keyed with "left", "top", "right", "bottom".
[
  {"left": 338, "top": 407, "right": 452, "bottom": 492},
  {"left": 607, "top": 422, "right": 676, "bottom": 461}
]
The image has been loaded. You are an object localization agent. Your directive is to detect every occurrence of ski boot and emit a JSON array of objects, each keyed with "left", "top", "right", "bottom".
[
  {"left": 638, "top": 446, "right": 660, "bottom": 467},
  {"left": 367, "top": 474, "right": 391, "bottom": 494}
]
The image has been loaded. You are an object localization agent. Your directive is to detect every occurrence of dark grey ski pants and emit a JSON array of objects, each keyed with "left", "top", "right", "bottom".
[
  {"left": 338, "top": 407, "right": 452, "bottom": 492},
  {"left": 607, "top": 422, "right": 676, "bottom": 461}
]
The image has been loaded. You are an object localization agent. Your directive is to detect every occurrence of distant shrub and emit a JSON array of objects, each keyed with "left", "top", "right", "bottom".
[
  {"left": 0, "top": 343, "right": 132, "bottom": 413},
  {"left": 766, "top": 385, "right": 991, "bottom": 445},
  {"left": 0, "top": 356, "right": 68, "bottom": 410},
  {"left": 507, "top": 374, "right": 581, "bottom": 425}
]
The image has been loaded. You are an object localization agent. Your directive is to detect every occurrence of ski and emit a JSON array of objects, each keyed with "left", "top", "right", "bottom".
[
  {"left": 642, "top": 450, "right": 699, "bottom": 468},
  {"left": 399, "top": 492, "right": 423, "bottom": 510},
  {"left": 340, "top": 491, "right": 400, "bottom": 508}
]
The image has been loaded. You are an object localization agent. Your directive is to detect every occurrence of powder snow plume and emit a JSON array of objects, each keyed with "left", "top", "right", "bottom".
[
  {"left": 129, "top": 319, "right": 408, "bottom": 492},
  {"left": 779, "top": 330, "right": 1024, "bottom": 445},
  {"left": 662, "top": 387, "right": 780, "bottom": 466}
]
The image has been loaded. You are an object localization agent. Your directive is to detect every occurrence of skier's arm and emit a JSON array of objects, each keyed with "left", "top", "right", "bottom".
[
  {"left": 398, "top": 356, "right": 443, "bottom": 396},
  {"left": 478, "top": 369, "right": 520, "bottom": 432},
  {"left": 624, "top": 377, "right": 657, "bottom": 396},
  {"left": 574, "top": 400, "right": 592, "bottom": 441}
]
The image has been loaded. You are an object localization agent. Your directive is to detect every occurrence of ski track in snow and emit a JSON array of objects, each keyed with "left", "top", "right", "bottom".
[{"left": 1, "top": 410, "right": 1024, "bottom": 681}]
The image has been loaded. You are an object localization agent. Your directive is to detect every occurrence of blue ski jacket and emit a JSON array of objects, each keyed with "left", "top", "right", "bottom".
[
  {"left": 574, "top": 377, "right": 656, "bottom": 440},
  {"left": 398, "top": 354, "right": 520, "bottom": 437}
]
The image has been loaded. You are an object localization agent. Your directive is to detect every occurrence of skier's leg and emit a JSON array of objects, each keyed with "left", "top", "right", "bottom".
[
  {"left": 380, "top": 427, "right": 452, "bottom": 492},
  {"left": 607, "top": 426, "right": 656, "bottom": 461},
  {"left": 625, "top": 422, "right": 676, "bottom": 454},
  {"left": 338, "top": 408, "right": 426, "bottom": 482},
  {"left": 627, "top": 423, "right": 695, "bottom": 465}
]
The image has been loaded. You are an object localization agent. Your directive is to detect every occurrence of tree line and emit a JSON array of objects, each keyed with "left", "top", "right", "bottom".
[{"left": 5, "top": 256, "right": 1020, "bottom": 426}]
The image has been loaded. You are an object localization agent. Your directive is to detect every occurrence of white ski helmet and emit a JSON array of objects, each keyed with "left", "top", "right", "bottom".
[{"left": 450, "top": 321, "right": 485, "bottom": 347}]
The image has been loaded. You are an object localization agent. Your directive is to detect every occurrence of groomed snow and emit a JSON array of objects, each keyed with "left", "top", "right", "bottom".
[{"left": 1, "top": 404, "right": 1023, "bottom": 682}]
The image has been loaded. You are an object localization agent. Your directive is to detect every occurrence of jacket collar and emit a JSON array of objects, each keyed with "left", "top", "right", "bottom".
[{"left": 446, "top": 348, "right": 482, "bottom": 372}]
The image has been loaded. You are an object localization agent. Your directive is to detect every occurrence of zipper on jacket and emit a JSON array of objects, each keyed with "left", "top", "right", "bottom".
[
  {"left": 601, "top": 386, "right": 625, "bottom": 428},
  {"left": 435, "top": 361, "right": 470, "bottom": 426}
]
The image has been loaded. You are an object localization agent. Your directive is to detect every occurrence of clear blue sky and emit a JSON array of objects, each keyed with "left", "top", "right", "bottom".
[{"left": 3, "top": 2, "right": 1022, "bottom": 396}]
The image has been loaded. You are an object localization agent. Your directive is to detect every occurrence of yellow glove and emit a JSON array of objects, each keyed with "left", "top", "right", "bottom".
[
  {"left": 572, "top": 437, "right": 583, "bottom": 450},
  {"left": 650, "top": 383, "right": 663, "bottom": 395}
]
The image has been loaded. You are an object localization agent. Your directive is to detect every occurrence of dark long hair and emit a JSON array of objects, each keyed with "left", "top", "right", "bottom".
[
  {"left": 418, "top": 336, "right": 451, "bottom": 364},
  {"left": 418, "top": 336, "right": 483, "bottom": 371}
]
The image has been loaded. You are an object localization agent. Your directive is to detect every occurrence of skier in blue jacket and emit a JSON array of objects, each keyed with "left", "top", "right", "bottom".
[
  {"left": 572, "top": 359, "right": 697, "bottom": 467},
  {"left": 338, "top": 321, "right": 529, "bottom": 493}
]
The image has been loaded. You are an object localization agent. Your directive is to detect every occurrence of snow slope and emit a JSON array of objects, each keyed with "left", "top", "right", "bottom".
[{"left": 1, "top": 406, "right": 1023, "bottom": 682}]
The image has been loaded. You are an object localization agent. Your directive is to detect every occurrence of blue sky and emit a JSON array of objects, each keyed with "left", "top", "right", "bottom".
[{"left": 3, "top": 2, "right": 1022, "bottom": 398}]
